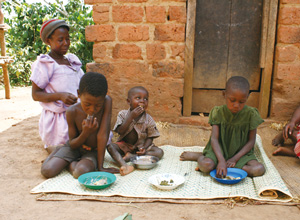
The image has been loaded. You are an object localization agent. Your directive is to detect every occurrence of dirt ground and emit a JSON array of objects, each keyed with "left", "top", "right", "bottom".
[{"left": 0, "top": 87, "right": 300, "bottom": 220}]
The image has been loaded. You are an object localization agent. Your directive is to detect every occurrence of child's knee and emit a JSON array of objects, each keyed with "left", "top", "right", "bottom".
[
  {"left": 107, "top": 143, "right": 116, "bottom": 153},
  {"left": 72, "top": 161, "right": 94, "bottom": 179},
  {"left": 249, "top": 163, "right": 265, "bottom": 177},
  {"left": 156, "top": 148, "right": 164, "bottom": 159},
  {"left": 41, "top": 164, "right": 57, "bottom": 179},
  {"left": 198, "top": 158, "right": 214, "bottom": 173}
]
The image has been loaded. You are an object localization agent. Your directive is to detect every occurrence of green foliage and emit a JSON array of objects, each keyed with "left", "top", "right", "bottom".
[{"left": 1, "top": 0, "right": 93, "bottom": 86}]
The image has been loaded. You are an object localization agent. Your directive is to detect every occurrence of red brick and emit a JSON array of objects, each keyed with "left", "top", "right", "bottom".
[
  {"left": 113, "top": 44, "right": 142, "bottom": 59},
  {"left": 275, "top": 63, "right": 300, "bottom": 80},
  {"left": 118, "top": 26, "right": 149, "bottom": 41},
  {"left": 85, "top": 25, "right": 115, "bottom": 42},
  {"left": 145, "top": 6, "right": 166, "bottom": 23},
  {"left": 86, "top": 62, "right": 114, "bottom": 76},
  {"left": 277, "top": 26, "right": 300, "bottom": 43},
  {"left": 168, "top": 6, "right": 187, "bottom": 23},
  {"left": 276, "top": 45, "right": 299, "bottom": 62},
  {"left": 118, "top": 0, "right": 147, "bottom": 2},
  {"left": 85, "top": 0, "right": 112, "bottom": 4},
  {"left": 162, "top": 0, "right": 186, "bottom": 2},
  {"left": 112, "top": 6, "right": 144, "bottom": 23},
  {"left": 93, "top": 6, "right": 109, "bottom": 23},
  {"left": 281, "top": 0, "right": 300, "bottom": 4},
  {"left": 278, "top": 6, "right": 300, "bottom": 25},
  {"left": 113, "top": 62, "right": 150, "bottom": 79},
  {"left": 93, "top": 44, "right": 106, "bottom": 59},
  {"left": 146, "top": 44, "right": 166, "bottom": 61},
  {"left": 155, "top": 24, "right": 185, "bottom": 42},
  {"left": 171, "top": 45, "right": 185, "bottom": 59},
  {"left": 152, "top": 62, "right": 184, "bottom": 78}
]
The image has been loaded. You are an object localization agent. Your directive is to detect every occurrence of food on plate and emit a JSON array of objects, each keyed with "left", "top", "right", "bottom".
[
  {"left": 222, "top": 176, "right": 241, "bottom": 180},
  {"left": 159, "top": 179, "right": 174, "bottom": 186},
  {"left": 135, "top": 158, "right": 154, "bottom": 165},
  {"left": 87, "top": 177, "right": 107, "bottom": 186}
]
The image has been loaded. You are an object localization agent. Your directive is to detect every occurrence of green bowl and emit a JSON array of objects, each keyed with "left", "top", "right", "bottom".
[{"left": 78, "top": 171, "right": 116, "bottom": 190}]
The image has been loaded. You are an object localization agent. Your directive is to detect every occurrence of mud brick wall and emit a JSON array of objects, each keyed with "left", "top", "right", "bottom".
[
  {"left": 270, "top": 0, "right": 300, "bottom": 120},
  {"left": 84, "top": 0, "right": 186, "bottom": 124}
]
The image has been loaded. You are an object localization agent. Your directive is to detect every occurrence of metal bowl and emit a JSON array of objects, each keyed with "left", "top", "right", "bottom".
[{"left": 131, "top": 155, "right": 159, "bottom": 170}]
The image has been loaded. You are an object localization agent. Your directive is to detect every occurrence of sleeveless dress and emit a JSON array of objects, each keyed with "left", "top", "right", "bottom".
[{"left": 203, "top": 105, "right": 264, "bottom": 168}]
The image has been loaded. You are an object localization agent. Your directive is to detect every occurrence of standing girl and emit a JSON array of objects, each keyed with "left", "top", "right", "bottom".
[{"left": 30, "top": 19, "right": 84, "bottom": 153}]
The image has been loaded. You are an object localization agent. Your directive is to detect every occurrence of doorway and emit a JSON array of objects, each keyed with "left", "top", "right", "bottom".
[{"left": 183, "top": 0, "right": 279, "bottom": 118}]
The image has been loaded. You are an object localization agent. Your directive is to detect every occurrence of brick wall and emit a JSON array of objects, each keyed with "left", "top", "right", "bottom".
[
  {"left": 270, "top": 0, "right": 300, "bottom": 120},
  {"left": 84, "top": 0, "right": 186, "bottom": 124}
]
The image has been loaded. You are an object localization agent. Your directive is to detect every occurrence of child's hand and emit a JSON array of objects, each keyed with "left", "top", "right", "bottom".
[
  {"left": 82, "top": 115, "right": 98, "bottom": 134},
  {"left": 283, "top": 122, "right": 295, "bottom": 140},
  {"left": 226, "top": 158, "right": 237, "bottom": 168},
  {"left": 130, "top": 106, "right": 144, "bottom": 119},
  {"left": 136, "top": 146, "right": 146, "bottom": 156},
  {"left": 216, "top": 161, "right": 227, "bottom": 178},
  {"left": 99, "top": 167, "right": 120, "bottom": 174},
  {"left": 60, "top": 92, "right": 78, "bottom": 105}
]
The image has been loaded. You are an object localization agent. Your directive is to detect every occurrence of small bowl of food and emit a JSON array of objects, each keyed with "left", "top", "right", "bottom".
[
  {"left": 148, "top": 173, "right": 185, "bottom": 190},
  {"left": 210, "top": 168, "right": 247, "bottom": 185},
  {"left": 78, "top": 171, "right": 116, "bottom": 190},
  {"left": 131, "top": 155, "right": 159, "bottom": 170}
]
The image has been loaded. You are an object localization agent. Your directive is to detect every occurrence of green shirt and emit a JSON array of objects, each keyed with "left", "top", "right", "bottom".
[{"left": 203, "top": 105, "right": 264, "bottom": 168}]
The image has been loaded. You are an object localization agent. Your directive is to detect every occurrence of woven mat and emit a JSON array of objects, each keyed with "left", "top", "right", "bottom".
[{"left": 31, "top": 135, "right": 293, "bottom": 203}]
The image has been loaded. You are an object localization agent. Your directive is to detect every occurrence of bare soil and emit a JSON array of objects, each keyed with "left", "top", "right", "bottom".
[{"left": 0, "top": 87, "right": 299, "bottom": 220}]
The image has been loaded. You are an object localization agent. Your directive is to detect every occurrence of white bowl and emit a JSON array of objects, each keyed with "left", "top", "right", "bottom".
[{"left": 148, "top": 173, "right": 185, "bottom": 190}]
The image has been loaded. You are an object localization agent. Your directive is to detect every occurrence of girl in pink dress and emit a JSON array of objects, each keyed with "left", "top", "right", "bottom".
[{"left": 30, "top": 19, "right": 84, "bottom": 153}]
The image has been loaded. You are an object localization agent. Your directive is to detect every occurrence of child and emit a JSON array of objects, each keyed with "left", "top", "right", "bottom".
[
  {"left": 30, "top": 19, "right": 84, "bottom": 153},
  {"left": 272, "top": 105, "right": 300, "bottom": 158},
  {"left": 41, "top": 72, "right": 119, "bottom": 179},
  {"left": 107, "top": 86, "right": 164, "bottom": 176},
  {"left": 180, "top": 76, "right": 265, "bottom": 177}
]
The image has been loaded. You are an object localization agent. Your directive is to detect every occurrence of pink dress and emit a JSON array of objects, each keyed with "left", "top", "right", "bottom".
[{"left": 30, "top": 54, "right": 84, "bottom": 148}]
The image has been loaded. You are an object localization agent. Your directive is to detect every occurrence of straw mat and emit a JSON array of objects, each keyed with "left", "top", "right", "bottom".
[{"left": 31, "top": 135, "right": 293, "bottom": 203}]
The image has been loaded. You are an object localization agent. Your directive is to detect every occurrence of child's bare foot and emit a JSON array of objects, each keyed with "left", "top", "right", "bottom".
[
  {"left": 123, "top": 152, "right": 135, "bottom": 162},
  {"left": 272, "top": 132, "right": 284, "bottom": 146},
  {"left": 272, "top": 146, "right": 296, "bottom": 157},
  {"left": 120, "top": 165, "right": 134, "bottom": 176},
  {"left": 180, "top": 151, "right": 202, "bottom": 161}
]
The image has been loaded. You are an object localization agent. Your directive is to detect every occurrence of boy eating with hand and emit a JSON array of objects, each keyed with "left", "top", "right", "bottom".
[
  {"left": 41, "top": 72, "right": 119, "bottom": 179},
  {"left": 107, "top": 86, "right": 164, "bottom": 176}
]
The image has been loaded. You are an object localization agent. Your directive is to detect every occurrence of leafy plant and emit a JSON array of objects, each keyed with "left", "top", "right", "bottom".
[{"left": 1, "top": 0, "right": 93, "bottom": 86}]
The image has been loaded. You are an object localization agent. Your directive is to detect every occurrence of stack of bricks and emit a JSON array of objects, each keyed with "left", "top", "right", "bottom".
[
  {"left": 85, "top": 0, "right": 187, "bottom": 123},
  {"left": 270, "top": 0, "right": 300, "bottom": 119}
]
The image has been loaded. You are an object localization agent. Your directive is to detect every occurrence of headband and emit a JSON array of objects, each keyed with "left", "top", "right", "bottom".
[{"left": 40, "top": 19, "right": 69, "bottom": 43}]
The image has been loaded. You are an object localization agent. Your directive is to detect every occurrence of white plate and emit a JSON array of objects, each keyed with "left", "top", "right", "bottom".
[{"left": 148, "top": 173, "right": 185, "bottom": 190}]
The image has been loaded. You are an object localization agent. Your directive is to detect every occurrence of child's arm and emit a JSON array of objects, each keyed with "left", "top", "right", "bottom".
[
  {"left": 115, "top": 106, "right": 144, "bottom": 135},
  {"left": 32, "top": 82, "right": 78, "bottom": 105},
  {"left": 226, "top": 129, "right": 257, "bottom": 168},
  {"left": 66, "top": 106, "right": 99, "bottom": 149},
  {"left": 284, "top": 106, "right": 300, "bottom": 139},
  {"left": 97, "top": 96, "right": 119, "bottom": 173},
  {"left": 211, "top": 125, "right": 227, "bottom": 177},
  {"left": 136, "top": 137, "right": 154, "bottom": 156}
]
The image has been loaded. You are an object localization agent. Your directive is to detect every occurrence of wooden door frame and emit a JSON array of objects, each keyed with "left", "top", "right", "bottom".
[{"left": 183, "top": 0, "right": 279, "bottom": 118}]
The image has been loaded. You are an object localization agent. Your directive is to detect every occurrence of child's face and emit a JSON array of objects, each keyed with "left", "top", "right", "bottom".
[
  {"left": 46, "top": 27, "right": 70, "bottom": 56},
  {"left": 224, "top": 88, "right": 249, "bottom": 114},
  {"left": 79, "top": 93, "right": 105, "bottom": 116},
  {"left": 127, "top": 89, "right": 149, "bottom": 111}
]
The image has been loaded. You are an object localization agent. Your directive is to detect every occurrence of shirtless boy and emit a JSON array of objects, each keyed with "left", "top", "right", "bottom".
[
  {"left": 107, "top": 86, "right": 164, "bottom": 176},
  {"left": 41, "top": 72, "right": 119, "bottom": 179}
]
